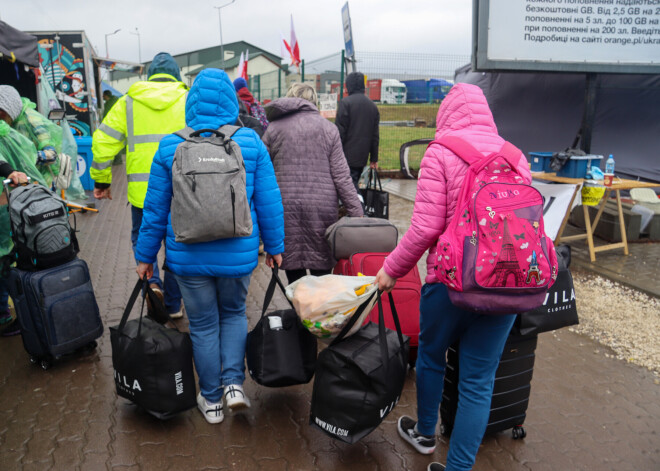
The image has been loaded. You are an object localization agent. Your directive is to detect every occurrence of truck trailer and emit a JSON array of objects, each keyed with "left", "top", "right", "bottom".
[{"left": 366, "top": 78, "right": 407, "bottom": 104}]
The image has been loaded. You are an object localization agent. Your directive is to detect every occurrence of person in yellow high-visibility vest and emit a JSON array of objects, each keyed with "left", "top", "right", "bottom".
[{"left": 91, "top": 52, "right": 187, "bottom": 319}]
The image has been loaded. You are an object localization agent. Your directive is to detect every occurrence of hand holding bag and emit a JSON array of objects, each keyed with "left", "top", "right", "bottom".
[
  {"left": 246, "top": 266, "right": 317, "bottom": 387},
  {"left": 110, "top": 278, "right": 197, "bottom": 419},
  {"left": 361, "top": 168, "right": 389, "bottom": 219},
  {"left": 310, "top": 291, "right": 409, "bottom": 443}
]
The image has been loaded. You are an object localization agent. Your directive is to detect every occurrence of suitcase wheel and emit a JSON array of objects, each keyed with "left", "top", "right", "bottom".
[
  {"left": 29, "top": 356, "right": 38, "bottom": 365},
  {"left": 39, "top": 359, "right": 52, "bottom": 371},
  {"left": 512, "top": 425, "right": 526, "bottom": 439}
]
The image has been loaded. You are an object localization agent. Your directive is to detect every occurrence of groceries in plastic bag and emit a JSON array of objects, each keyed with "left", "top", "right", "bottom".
[{"left": 285, "top": 274, "right": 378, "bottom": 340}]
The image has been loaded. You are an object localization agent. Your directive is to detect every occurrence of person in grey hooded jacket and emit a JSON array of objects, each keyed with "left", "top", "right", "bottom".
[{"left": 262, "top": 83, "right": 363, "bottom": 284}]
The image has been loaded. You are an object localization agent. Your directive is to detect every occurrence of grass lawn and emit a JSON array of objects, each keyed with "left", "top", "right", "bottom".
[
  {"left": 377, "top": 103, "right": 439, "bottom": 124},
  {"left": 379, "top": 126, "right": 435, "bottom": 170}
]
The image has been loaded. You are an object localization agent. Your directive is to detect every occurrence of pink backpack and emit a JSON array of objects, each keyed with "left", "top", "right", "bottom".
[{"left": 433, "top": 136, "right": 558, "bottom": 315}]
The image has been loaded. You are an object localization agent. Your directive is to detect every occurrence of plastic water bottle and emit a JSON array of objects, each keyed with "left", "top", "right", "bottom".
[{"left": 605, "top": 154, "right": 615, "bottom": 174}]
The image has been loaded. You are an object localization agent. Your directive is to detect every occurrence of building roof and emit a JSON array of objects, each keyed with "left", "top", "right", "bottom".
[{"left": 185, "top": 51, "right": 283, "bottom": 77}]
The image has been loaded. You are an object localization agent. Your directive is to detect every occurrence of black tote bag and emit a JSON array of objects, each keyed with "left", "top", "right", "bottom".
[
  {"left": 361, "top": 169, "right": 390, "bottom": 219},
  {"left": 514, "top": 245, "right": 579, "bottom": 336},
  {"left": 246, "top": 266, "right": 317, "bottom": 387},
  {"left": 110, "top": 278, "right": 197, "bottom": 419},
  {"left": 310, "top": 292, "right": 409, "bottom": 444}
]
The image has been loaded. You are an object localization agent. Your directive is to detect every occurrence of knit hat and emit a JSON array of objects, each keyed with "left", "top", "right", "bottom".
[
  {"left": 233, "top": 77, "right": 248, "bottom": 92},
  {"left": 0, "top": 85, "right": 23, "bottom": 121}
]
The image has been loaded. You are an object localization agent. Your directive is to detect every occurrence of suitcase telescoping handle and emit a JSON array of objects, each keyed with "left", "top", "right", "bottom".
[{"left": 2, "top": 176, "right": 31, "bottom": 198}]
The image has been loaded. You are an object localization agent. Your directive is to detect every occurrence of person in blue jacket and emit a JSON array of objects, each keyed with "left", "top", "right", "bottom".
[{"left": 135, "top": 68, "right": 285, "bottom": 425}]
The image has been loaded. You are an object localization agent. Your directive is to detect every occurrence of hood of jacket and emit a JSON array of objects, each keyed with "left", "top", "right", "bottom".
[
  {"left": 126, "top": 80, "right": 188, "bottom": 111},
  {"left": 264, "top": 97, "right": 317, "bottom": 122},
  {"left": 346, "top": 72, "right": 365, "bottom": 95},
  {"left": 434, "top": 83, "right": 498, "bottom": 138},
  {"left": 147, "top": 52, "right": 182, "bottom": 81},
  {"left": 185, "top": 68, "right": 239, "bottom": 129}
]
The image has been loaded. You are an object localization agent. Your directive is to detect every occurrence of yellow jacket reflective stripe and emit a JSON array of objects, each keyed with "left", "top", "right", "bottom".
[{"left": 91, "top": 74, "right": 187, "bottom": 208}]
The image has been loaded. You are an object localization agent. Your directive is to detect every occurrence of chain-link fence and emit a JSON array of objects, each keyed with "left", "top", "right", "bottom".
[{"left": 249, "top": 51, "right": 470, "bottom": 173}]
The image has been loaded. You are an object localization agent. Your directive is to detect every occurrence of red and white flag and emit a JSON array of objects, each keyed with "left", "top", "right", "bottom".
[
  {"left": 237, "top": 50, "right": 249, "bottom": 80},
  {"left": 281, "top": 15, "right": 301, "bottom": 67}
]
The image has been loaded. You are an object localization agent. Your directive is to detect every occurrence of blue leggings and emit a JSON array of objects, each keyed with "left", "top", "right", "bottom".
[{"left": 416, "top": 283, "right": 515, "bottom": 471}]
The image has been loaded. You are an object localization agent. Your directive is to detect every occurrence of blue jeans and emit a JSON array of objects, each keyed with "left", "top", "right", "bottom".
[
  {"left": 130, "top": 205, "right": 181, "bottom": 313},
  {"left": 416, "top": 283, "right": 515, "bottom": 471},
  {"left": 174, "top": 273, "right": 251, "bottom": 403}
]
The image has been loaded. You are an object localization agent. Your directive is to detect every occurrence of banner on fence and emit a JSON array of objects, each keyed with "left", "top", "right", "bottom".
[
  {"left": 533, "top": 182, "right": 581, "bottom": 241},
  {"left": 318, "top": 93, "right": 338, "bottom": 119}
]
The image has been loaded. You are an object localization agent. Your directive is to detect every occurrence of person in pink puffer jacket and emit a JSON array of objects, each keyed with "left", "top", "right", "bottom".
[{"left": 376, "top": 83, "right": 531, "bottom": 471}]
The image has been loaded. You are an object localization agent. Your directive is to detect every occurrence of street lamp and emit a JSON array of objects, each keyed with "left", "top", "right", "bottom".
[
  {"left": 129, "top": 28, "right": 142, "bottom": 64},
  {"left": 214, "top": 0, "right": 236, "bottom": 69},
  {"left": 104, "top": 28, "right": 121, "bottom": 58}
]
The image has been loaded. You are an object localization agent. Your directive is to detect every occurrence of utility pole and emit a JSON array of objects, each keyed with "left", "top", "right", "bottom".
[
  {"left": 214, "top": 0, "right": 236, "bottom": 69},
  {"left": 130, "top": 28, "right": 142, "bottom": 64},
  {"left": 104, "top": 28, "right": 121, "bottom": 58}
]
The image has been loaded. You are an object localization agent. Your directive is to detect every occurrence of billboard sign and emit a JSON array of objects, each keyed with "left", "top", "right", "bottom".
[{"left": 473, "top": 0, "right": 660, "bottom": 74}]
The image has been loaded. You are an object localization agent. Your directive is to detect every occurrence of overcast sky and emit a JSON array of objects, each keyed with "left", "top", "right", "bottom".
[{"left": 3, "top": 0, "right": 473, "bottom": 63}]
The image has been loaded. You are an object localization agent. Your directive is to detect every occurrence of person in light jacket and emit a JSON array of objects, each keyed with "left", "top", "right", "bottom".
[
  {"left": 262, "top": 83, "right": 363, "bottom": 283},
  {"left": 136, "top": 69, "right": 285, "bottom": 425},
  {"left": 375, "top": 83, "right": 532, "bottom": 471}
]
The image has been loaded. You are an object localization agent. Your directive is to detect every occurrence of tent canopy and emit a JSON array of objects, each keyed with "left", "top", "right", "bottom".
[
  {"left": 0, "top": 21, "right": 38, "bottom": 67},
  {"left": 455, "top": 65, "right": 660, "bottom": 183}
]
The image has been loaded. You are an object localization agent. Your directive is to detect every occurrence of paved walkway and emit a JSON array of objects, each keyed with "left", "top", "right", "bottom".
[{"left": 0, "top": 168, "right": 658, "bottom": 470}]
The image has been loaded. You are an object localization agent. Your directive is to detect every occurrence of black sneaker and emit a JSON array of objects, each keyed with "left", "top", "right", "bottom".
[
  {"left": 427, "top": 463, "right": 446, "bottom": 471},
  {"left": 397, "top": 415, "right": 436, "bottom": 454}
]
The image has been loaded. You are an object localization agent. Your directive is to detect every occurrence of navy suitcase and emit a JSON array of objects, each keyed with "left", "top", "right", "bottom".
[
  {"left": 440, "top": 334, "right": 537, "bottom": 440},
  {"left": 8, "top": 258, "right": 103, "bottom": 369}
]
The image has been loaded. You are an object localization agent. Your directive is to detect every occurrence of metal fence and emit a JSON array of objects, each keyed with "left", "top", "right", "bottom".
[{"left": 249, "top": 51, "right": 470, "bottom": 172}]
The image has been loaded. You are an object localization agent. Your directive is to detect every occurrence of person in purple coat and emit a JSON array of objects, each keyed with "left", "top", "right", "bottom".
[{"left": 262, "top": 83, "right": 363, "bottom": 283}]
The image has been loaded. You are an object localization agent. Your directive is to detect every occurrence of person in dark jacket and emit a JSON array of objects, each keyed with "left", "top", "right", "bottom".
[
  {"left": 335, "top": 72, "right": 380, "bottom": 191},
  {"left": 233, "top": 77, "right": 268, "bottom": 133},
  {"left": 235, "top": 98, "right": 264, "bottom": 138},
  {"left": 263, "top": 83, "right": 363, "bottom": 284}
]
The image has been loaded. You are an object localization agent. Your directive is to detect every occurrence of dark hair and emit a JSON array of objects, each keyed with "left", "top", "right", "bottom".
[{"left": 103, "top": 90, "right": 113, "bottom": 97}]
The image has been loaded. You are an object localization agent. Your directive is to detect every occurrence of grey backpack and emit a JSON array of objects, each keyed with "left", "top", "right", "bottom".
[
  {"left": 171, "top": 126, "right": 253, "bottom": 243},
  {"left": 7, "top": 183, "right": 78, "bottom": 270}
]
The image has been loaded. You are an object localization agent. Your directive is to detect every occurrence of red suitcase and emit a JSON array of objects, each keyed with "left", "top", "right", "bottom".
[{"left": 333, "top": 252, "right": 421, "bottom": 366}]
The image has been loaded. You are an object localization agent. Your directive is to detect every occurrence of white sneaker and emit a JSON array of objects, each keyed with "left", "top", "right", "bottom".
[
  {"left": 224, "top": 384, "right": 251, "bottom": 411},
  {"left": 197, "top": 393, "right": 224, "bottom": 424}
]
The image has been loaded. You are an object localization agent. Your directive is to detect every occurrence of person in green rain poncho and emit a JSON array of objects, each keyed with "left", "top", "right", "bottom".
[
  {"left": 0, "top": 120, "right": 43, "bottom": 336},
  {"left": 0, "top": 85, "right": 63, "bottom": 190}
]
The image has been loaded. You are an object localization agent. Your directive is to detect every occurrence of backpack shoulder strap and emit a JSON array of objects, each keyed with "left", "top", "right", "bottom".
[
  {"left": 498, "top": 141, "right": 523, "bottom": 168},
  {"left": 173, "top": 127, "right": 195, "bottom": 140},
  {"left": 218, "top": 125, "right": 241, "bottom": 139},
  {"left": 436, "top": 136, "right": 483, "bottom": 165}
]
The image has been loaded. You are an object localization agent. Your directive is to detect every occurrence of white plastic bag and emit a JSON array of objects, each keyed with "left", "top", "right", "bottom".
[{"left": 285, "top": 275, "right": 378, "bottom": 341}]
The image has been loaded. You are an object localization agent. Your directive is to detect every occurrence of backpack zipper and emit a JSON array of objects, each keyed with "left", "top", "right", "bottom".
[{"left": 230, "top": 185, "right": 236, "bottom": 236}]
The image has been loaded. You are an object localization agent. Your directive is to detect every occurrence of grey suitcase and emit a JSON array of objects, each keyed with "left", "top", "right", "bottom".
[
  {"left": 325, "top": 217, "right": 398, "bottom": 260},
  {"left": 8, "top": 258, "right": 103, "bottom": 370}
]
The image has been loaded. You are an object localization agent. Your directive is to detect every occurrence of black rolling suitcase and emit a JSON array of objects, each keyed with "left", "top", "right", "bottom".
[
  {"left": 440, "top": 333, "right": 537, "bottom": 440},
  {"left": 8, "top": 258, "right": 103, "bottom": 370}
]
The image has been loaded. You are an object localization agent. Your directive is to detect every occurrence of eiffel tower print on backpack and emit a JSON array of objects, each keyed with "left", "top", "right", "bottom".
[{"left": 433, "top": 136, "right": 558, "bottom": 315}]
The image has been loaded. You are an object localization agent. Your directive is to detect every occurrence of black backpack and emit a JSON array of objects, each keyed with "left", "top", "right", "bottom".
[{"left": 6, "top": 183, "right": 78, "bottom": 270}]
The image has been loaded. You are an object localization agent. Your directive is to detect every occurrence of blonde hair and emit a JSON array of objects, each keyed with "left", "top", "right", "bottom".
[{"left": 286, "top": 82, "right": 317, "bottom": 107}]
